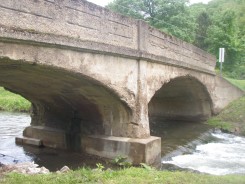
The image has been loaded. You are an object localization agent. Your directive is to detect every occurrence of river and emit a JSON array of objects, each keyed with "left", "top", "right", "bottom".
[{"left": 0, "top": 111, "right": 245, "bottom": 175}]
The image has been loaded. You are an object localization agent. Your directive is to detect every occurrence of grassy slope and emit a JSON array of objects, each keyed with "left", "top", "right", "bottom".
[
  {"left": 226, "top": 78, "right": 245, "bottom": 91},
  {"left": 0, "top": 87, "right": 31, "bottom": 112},
  {"left": 2, "top": 167, "right": 245, "bottom": 184},
  {"left": 208, "top": 78, "right": 245, "bottom": 135}
]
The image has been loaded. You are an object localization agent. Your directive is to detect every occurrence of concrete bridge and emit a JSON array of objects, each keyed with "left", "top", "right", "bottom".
[{"left": 0, "top": 0, "right": 243, "bottom": 166}]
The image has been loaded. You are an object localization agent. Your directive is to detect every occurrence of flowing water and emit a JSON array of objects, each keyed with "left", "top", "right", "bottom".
[
  {"left": 0, "top": 112, "right": 32, "bottom": 164},
  {"left": 162, "top": 131, "right": 245, "bottom": 175},
  {"left": 151, "top": 120, "right": 245, "bottom": 175},
  {"left": 0, "top": 111, "right": 245, "bottom": 175}
]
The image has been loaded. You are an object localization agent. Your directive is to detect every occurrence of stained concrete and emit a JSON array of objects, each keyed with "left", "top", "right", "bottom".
[
  {"left": 149, "top": 76, "right": 212, "bottom": 122},
  {"left": 81, "top": 135, "right": 161, "bottom": 167},
  {"left": 16, "top": 137, "right": 43, "bottom": 147}
]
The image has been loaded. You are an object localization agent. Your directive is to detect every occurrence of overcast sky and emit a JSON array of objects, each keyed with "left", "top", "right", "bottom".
[{"left": 87, "top": 0, "right": 212, "bottom": 7}]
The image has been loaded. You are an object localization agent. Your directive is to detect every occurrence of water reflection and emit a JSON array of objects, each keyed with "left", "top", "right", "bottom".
[{"left": 150, "top": 120, "right": 211, "bottom": 156}]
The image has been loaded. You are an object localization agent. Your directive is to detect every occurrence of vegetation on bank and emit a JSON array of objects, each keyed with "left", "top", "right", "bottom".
[
  {"left": 2, "top": 167, "right": 245, "bottom": 184},
  {"left": 226, "top": 78, "right": 245, "bottom": 91},
  {"left": 0, "top": 87, "right": 31, "bottom": 112},
  {"left": 208, "top": 95, "right": 245, "bottom": 136},
  {"left": 207, "top": 79, "right": 245, "bottom": 135}
]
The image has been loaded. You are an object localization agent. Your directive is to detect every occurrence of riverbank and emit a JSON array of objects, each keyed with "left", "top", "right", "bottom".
[
  {"left": 1, "top": 166, "right": 245, "bottom": 184},
  {"left": 207, "top": 78, "right": 245, "bottom": 136},
  {"left": 0, "top": 88, "right": 31, "bottom": 112},
  {"left": 208, "top": 95, "right": 245, "bottom": 136},
  {"left": 225, "top": 78, "right": 245, "bottom": 91}
]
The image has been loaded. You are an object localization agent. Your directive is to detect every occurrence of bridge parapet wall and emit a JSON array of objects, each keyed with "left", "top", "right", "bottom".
[
  {"left": 0, "top": 0, "right": 138, "bottom": 49},
  {"left": 0, "top": 0, "right": 215, "bottom": 73},
  {"left": 139, "top": 22, "right": 216, "bottom": 71}
]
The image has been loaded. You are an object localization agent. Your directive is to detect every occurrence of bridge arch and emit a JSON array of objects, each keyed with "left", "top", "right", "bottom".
[
  {"left": 148, "top": 76, "right": 213, "bottom": 123},
  {"left": 0, "top": 57, "right": 133, "bottom": 149}
]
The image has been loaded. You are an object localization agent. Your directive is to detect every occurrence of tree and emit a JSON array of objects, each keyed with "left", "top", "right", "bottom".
[
  {"left": 206, "top": 10, "right": 239, "bottom": 69},
  {"left": 194, "top": 11, "right": 211, "bottom": 50},
  {"left": 107, "top": 0, "right": 146, "bottom": 19},
  {"left": 107, "top": 0, "right": 196, "bottom": 42}
]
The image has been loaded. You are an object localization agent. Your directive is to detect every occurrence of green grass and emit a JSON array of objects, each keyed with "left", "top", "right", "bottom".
[
  {"left": 0, "top": 87, "right": 31, "bottom": 112},
  {"left": 225, "top": 78, "right": 245, "bottom": 91},
  {"left": 207, "top": 78, "right": 245, "bottom": 135},
  {"left": 208, "top": 95, "right": 245, "bottom": 135},
  {"left": 1, "top": 167, "right": 245, "bottom": 184}
]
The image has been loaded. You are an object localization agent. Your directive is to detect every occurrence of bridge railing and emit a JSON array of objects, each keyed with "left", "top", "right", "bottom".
[{"left": 0, "top": 0, "right": 216, "bottom": 73}]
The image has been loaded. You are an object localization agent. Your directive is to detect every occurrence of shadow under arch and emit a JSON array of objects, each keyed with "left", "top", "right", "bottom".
[
  {"left": 0, "top": 58, "right": 132, "bottom": 150},
  {"left": 148, "top": 76, "right": 213, "bottom": 123}
]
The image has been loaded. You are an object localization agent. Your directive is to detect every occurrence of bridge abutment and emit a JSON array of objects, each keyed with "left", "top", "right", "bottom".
[
  {"left": 81, "top": 135, "right": 161, "bottom": 167},
  {"left": 23, "top": 125, "right": 161, "bottom": 166}
]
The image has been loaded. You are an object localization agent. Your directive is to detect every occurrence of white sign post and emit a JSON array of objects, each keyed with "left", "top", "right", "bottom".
[{"left": 219, "top": 48, "right": 225, "bottom": 75}]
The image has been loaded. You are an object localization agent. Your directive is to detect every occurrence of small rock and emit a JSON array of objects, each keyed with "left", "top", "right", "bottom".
[
  {"left": 60, "top": 166, "right": 70, "bottom": 173},
  {"left": 40, "top": 166, "right": 50, "bottom": 174},
  {"left": 27, "top": 167, "right": 41, "bottom": 175}
]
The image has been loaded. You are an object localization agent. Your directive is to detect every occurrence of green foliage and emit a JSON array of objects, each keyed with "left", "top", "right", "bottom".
[
  {"left": 225, "top": 64, "right": 245, "bottom": 80},
  {"left": 140, "top": 163, "right": 154, "bottom": 171},
  {"left": 107, "top": 0, "right": 145, "bottom": 19},
  {"left": 107, "top": 0, "right": 196, "bottom": 42},
  {"left": 0, "top": 87, "right": 31, "bottom": 112},
  {"left": 225, "top": 78, "right": 245, "bottom": 91},
  {"left": 206, "top": 10, "right": 240, "bottom": 68},
  {"left": 193, "top": 0, "right": 245, "bottom": 77},
  {"left": 95, "top": 163, "right": 105, "bottom": 171},
  {"left": 111, "top": 156, "right": 132, "bottom": 168},
  {"left": 208, "top": 118, "right": 233, "bottom": 132},
  {"left": 2, "top": 167, "right": 245, "bottom": 184},
  {"left": 194, "top": 10, "right": 211, "bottom": 50},
  {"left": 207, "top": 95, "right": 245, "bottom": 136}
]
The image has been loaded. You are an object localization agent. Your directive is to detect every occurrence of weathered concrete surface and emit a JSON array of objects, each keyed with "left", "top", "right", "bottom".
[
  {"left": 23, "top": 126, "right": 67, "bottom": 149},
  {"left": 146, "top": 62, "right": 244, "bottom": 121},
  {"left": 212, "top": 76, "right": 245, "bottom": 114},
  {"left": 16, "top": 136, "right": 43, "bottom": 147},
  {"left": 0, "top": 42, "right": 148, "bottom": 138},
  {"left": 148, "top": 76, "right": 212, "bottom": 122},
  {"left": 0, "top": 0, "right": 243, "bottom": 166},
  {"left": 0, "top": 0, "right": 215, "bottom": 74},
  {"left": 81, "top": 135, "right": 161, "bottom": 166},
  {"left": 146, "top": 62, "right": 215, "bottom": 122}
]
